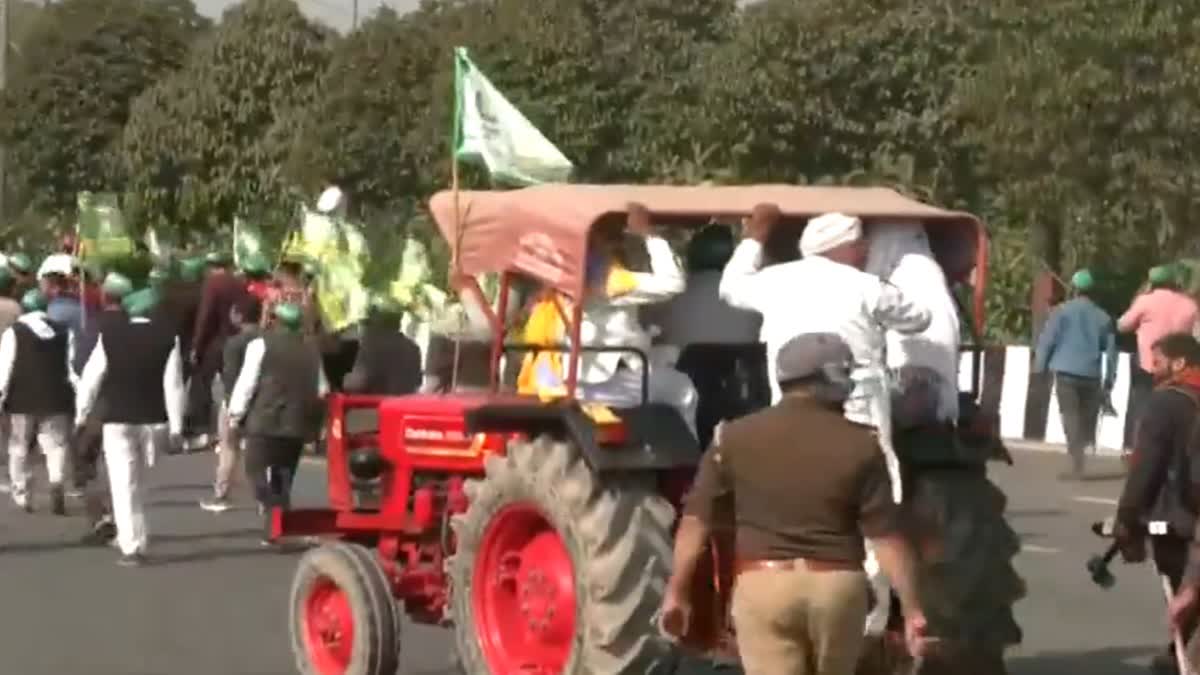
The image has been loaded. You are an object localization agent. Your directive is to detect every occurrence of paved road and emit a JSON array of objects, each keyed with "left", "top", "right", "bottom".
[{"left": 0, "top": 447, "right": 1173, "bottom": 674}]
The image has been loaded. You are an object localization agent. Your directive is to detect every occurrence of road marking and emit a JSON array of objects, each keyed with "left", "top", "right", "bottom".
[
  {"left": 1073, "top": 496, "right": 1118, "bottom": 506},
  {"left": 1020, "top": 544, "right": 1061, "bottom": 554}
]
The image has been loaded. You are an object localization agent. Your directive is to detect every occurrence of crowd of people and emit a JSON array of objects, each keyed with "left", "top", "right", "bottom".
[{"left": 0, "top": 239, "right": 423, "bottom": 567}]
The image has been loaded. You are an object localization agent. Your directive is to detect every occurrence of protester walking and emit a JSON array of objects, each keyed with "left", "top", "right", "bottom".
[
  {"left": 1113, "top": 333, "right": 1200, "bottom": 674},
  {"left": 0, "top": 267, "right": 24, "bottom": 492},
  {"left": 71, "top": 273, "right": 133, "bottom": 544},
  {"left": 229, "top": 303, "right": 329, "bottom": 543},
  {"left": 75, "top": 291, "right": 186, "bottom": 567},
  {"left": 1033, "top": 269, "right": 1118, "bottom": 480},
  {"left": 188, "top": 252, "right": 244, "bottom": 451},
  {"left": 0, "top": 290, "right": 76, "bottom": 514},
  {"left": 200, "top": 293, "right": 262, "bottom": 513},
  {"left": 1119, "top": 265, "right": 1199, "bottom": 451},
  {"left": 660, "top": 333, "right": 929, "bottom": 674}
]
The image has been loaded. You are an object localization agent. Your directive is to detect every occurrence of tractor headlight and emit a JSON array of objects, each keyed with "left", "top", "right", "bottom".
[{"left": 348, "top": 447, "right": 387, "bottom": 482}]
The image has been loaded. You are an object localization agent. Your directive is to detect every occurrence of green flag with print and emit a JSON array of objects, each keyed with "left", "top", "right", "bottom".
[
  {"left": 76, "top": 192, "right": 134, "bottom": 261},
  {"left": 453, "top": 47, "right": 573, "bottom": 186}
]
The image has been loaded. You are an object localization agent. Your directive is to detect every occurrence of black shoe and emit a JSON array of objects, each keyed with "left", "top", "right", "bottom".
[
  {"left": 50, "top": 486, "right": 66, "bottom": 516},
  {"left": 117, "top": 552, "right": 147, "bottom": 567}
]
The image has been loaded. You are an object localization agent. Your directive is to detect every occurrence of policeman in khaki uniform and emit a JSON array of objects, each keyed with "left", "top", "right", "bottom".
[{"left": 660, "top": 333, "right": 929, "bottom": 675}]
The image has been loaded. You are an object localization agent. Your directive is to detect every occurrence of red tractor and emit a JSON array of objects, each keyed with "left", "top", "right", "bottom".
[{"left": 276, "top": 184, "right": 1020, "bottom": 675}]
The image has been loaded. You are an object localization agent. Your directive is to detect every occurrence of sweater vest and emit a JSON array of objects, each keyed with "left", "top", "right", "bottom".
[
  {"left": 6, "top": 321, "right": 73, "bottom": 415},
  {"left": 246, "top": 332, "right": 322, "bottom": 440},
  {"left": 97, "top": 319, "right": 178, "bottom": 425}
]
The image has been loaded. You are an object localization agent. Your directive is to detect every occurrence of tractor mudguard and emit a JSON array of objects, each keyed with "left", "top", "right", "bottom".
[{"left": 465, "top": 401, "right": 702, "bottom": 472}]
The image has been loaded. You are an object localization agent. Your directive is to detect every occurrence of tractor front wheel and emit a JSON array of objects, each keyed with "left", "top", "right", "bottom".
[
  {"left": 290, "top": 542, "right": 400, "bottom": 675},
  {"left": 449, "top": 436, "right": 677, "bottom": 674}
]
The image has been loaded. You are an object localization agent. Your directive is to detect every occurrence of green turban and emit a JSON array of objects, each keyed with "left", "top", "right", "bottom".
[
  {"left": 1070, "top": 269, "right": 1095, "bottom": 292},
  {"left": 7, "top": 252, "right": 33, "bottom": 274},
  {"left": 179, "top": 257, "right": 206, "bottom": 282},
  {"left": 1149, "top": 265, "right": 1178, "bottom": 286},
  {"left": 274, "top": 302, "right": 303, "bottom": 329},
  {"left": 102, "top": 272, "right": 134, "bottom": 299},
  {"left": 122, "top": 288, "right": 159, "bottom": 317},
  {"left": 20, "top": 289, "right": 46, "bottom": 312},
  {"left": 240, "top": 253, "right": 269, "bottom": 276},
  {"left": 368, "top": 293, "right": 403, "bottom": 318}
]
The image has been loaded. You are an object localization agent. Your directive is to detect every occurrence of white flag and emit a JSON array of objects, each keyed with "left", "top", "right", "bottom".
[{"left": 453, "top": 47, "right": 573, "bottom": 186}]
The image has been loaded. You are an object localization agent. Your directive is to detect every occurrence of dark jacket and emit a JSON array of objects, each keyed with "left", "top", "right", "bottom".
[
  {"left": 343, "top": 326, "right": 422, "bottom": 396},
  {"left": 6, "top": 318, "right": 74, "bottom": 415},
  {"left": 245, "top": 331, "right": 324, "bottom": 440},
  {"left": 1118, "top": 384, "right": 1200, "bottom": 537},
  {"left": 221, "top": 328, "right": 260, "bottom": 397}
]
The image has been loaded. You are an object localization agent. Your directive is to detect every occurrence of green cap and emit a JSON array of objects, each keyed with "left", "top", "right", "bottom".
[
  {"left": 101, "top": 272, "right": 134, "bottom": 298},
  {"left": 274, "top": 302, "right": 303, "bottom": 329},
  {"left": 240, "top": 253, "right": 269, "bottom": 276},
  {"left": 368, "top": 293, "right": 403, "bottom": 317},
  {"left": 1149, "top": 265, "right": 1178, "bottom": 285},
  {"left": 1070, "top": 269, "right": 1095, "bottom": 291},
  {"left": 7, "top": 252, "right": 32, "bottom": 274},
  {"left": 20, "top": 289, "right": 46, "bottom": 312},
  {"left": 122, "top": 288, "right": 159, "bottom": 317},
  {"left": 180, "top": 257, "right": 206, "bottom": 282}
]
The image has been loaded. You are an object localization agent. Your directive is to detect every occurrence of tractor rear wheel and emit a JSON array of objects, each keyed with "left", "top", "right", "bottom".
[
  {"left": 290, "top": 542, "right": 400, "bottom": 675},
  {"left": 448, "top": 435, "right": 676, "bottom": 674}
]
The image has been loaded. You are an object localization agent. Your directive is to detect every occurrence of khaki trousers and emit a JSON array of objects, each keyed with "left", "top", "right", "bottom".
[{"left": 731, "top": 564, "right": 869, "bottom": 675}]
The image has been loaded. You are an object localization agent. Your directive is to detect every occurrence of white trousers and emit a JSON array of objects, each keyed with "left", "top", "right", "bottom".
[
  {"left": 103, "top": 423, "right": 167, "bottom": 556},
  {"left": 8, "top": 413, "right": 70, "bottom": 504},
  {"left": 578, "top": 365, "right": 699, "bottom": 435}
]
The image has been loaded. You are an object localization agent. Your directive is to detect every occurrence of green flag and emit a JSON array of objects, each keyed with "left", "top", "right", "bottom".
[
  {"left": 233, "top": 217, "right": 267, "bottom": 268},
  {"left": 76, "top": 192, "right": 134, "bottom": 261},
  {"left": 453, "top": 47, "right": 573, "bottom": 186}
]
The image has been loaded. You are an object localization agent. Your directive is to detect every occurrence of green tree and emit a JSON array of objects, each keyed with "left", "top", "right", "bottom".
[
  {"left": 283, "top": 6, "right": 440, "bottom": 216},
  {"left": 955, "top": 0, "right": 1200, "bottom": 338},
  {"left": 119, "top": 0, "right": 333, "bottom": 239},
  {"left": 0, "top": 0, "right": 207, "bottom": 217}
]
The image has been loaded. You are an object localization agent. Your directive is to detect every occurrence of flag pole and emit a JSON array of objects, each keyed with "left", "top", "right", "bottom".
[{"left": 449, "top": 48, "right": 465, "bottom": 392}]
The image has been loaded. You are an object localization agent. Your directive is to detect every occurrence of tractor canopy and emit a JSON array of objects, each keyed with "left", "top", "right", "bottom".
[{"left": 428, "top": 183, "right": 987, "bottom": 304}]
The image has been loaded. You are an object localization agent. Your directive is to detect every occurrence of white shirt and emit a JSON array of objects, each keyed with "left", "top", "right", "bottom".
[
  {"left": 643, "top": 270, "right": 761, "bottom": 346},
  {"left": 0, "top": 312, "right": 77, "bottom": 408},
  {"left": 74, "top": 319, "right": 186, "bottom": 435},
  {"left": 866, "top": 223, "right": 961, "bottom": 423},
  {"left": 576, "top": 236, "right": 685, "bottom": 383},
  {"left": 718, "top": 240, "right": 931, "bottom": 426},
  {"left": 229, "top": 336, "right": 331, "bottom": 422}
]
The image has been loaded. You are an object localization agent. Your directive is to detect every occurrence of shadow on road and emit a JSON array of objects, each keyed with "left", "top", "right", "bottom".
[{"left": 1008, "top": 645, "right": 1157, "bottom": 675}]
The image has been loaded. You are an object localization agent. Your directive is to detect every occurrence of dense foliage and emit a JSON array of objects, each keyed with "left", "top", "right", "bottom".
[{"left": 3, "top": 0, "right": 1198, "bottom": 341}]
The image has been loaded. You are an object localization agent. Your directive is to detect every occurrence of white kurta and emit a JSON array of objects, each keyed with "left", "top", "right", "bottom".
[
  {"left": 75, "top": 324, "right": 186, "bottom": 556},
  {"left": 0, "top": 313, "right": 76, "bottom": 504},
  {"left": 718, "top": 240, "right": 931, "bottom": 424},
  {"left": 573, "top": 236, "right": 698, "bottom": 430},
  {"left": 866, "top": 222, "right": 961, "bottom": 425}
]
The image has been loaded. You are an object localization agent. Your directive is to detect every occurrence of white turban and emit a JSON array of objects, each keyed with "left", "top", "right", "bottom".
[{"left": 800, "top": 212, "right": 863, "bottom": 257}]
